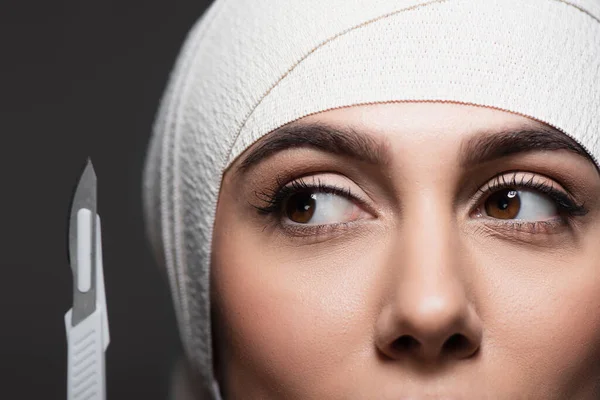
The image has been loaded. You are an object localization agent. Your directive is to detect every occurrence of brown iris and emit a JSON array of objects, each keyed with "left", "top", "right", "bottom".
[
  {"left": 285, "top": 192, "right": 317, "bottom": 223},
  {"left": 484, "top": 189, "right": 521, "bottom": 219}
]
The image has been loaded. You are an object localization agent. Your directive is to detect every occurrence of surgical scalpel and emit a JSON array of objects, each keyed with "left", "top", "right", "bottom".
[{"left": 65, "top": 159, "right": 110, "bottom": 400}]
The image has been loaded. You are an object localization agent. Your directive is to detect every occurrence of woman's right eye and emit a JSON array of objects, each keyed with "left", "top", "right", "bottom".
[
  {"left": 481, "top": 188, "right": 558, "bottom": 221},
  {"left": 283, "top": 191, "right": 364, "bottom": 225}
]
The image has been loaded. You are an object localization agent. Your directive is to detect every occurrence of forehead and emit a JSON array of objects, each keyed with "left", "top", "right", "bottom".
[{"left": 299, "top": 102, "right": 540, "bottom": 146}]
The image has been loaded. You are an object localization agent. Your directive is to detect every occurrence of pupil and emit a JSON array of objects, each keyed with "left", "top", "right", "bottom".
[{"left": 497, "top": 198, "right": 509, "bottom": 210}]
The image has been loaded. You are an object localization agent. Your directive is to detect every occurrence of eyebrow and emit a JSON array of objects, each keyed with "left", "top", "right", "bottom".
[
  {"left": 235, "top": 122, "right": 595, "bottom": 174},
  {"left": 236, "top": 123, "right": 392, "bottom": 173},
  {"left": 459, "top": 125, "right": 594, "bottom": 169}
]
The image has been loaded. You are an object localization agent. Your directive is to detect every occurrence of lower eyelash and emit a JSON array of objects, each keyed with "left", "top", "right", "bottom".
[
  {"left": 477, "top": 217, "right": 566, "bottom": 236},
  {"left": 278, "top": 221, "right": 355, "bottom": 238}
]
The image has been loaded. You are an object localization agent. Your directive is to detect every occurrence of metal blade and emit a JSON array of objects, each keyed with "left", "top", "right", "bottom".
[{"left": 68, "top": 158, "right": 97, "bottom": 326}]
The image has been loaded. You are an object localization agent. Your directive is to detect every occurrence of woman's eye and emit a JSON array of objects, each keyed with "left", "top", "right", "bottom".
[
  {"left": 482, "top": 188, "right": 558, "bottom": 220},
  {"left": 283, "top": 191, "right": 362, "bottom": 225}
]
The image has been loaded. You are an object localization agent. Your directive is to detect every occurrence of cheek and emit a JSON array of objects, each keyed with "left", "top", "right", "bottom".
[
  {"left": 211, "top": 224, "right": 386, "bottom": 397},
  {"left": 473, "top": 240, "right": 600, "bottom": 395}
]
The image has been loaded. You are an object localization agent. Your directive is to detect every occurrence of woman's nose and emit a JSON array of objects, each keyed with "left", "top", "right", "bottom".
[
  {"left": 375, "top": 289, "right": 482, "bottom": 363},
  {"left": 375, "top": 209, "right": 482, "bottom": 364}
]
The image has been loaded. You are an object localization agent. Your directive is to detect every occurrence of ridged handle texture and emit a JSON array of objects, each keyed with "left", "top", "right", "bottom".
[{"left": 66, "top": 309, "right": 105, "bottom": 400}]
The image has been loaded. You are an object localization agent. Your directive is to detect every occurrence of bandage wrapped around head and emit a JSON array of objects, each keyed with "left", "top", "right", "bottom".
[{"left": 142, "top": 0, "right": 600, "bottom": 398}]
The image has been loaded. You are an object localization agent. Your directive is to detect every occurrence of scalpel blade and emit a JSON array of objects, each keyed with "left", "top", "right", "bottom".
[{"left": 68, "top": 158, "right": 97, "bottom": 325}]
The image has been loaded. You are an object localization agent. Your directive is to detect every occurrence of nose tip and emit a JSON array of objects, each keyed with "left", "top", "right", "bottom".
[{"left": 376, "top": 296, "right": 482, "bottom": 363}]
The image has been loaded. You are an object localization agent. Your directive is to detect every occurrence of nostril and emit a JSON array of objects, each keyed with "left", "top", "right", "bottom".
[
  {"left": 443, "top": 334, "right": 471, "bottom": 355},
  {"left": 392, "top": 335, "right": 420, "bottom": 352}
]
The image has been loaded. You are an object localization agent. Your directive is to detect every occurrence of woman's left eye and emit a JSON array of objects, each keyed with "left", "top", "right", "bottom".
[
  {"left": 479, "top": 188, "right": 557, "bottom": 221},
  {"left": 283, "top": 191, "right": 363, "bottom": 225}
]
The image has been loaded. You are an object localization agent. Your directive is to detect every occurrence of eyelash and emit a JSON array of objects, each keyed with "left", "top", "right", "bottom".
[
  {"left": 475, "top": 172, "right": 587, "bottom": 216},
  {"left": 251, "top": 172, "right": 588, "bottom": 235},
  {"left": 251, "top": 177, "right": 369, "bottom": 238},
  {"left": 252, "top": 177, "right": 366, "bottom": 216},
  {"left": 470, "top": 172, "right": 588, "bottom": 234}
]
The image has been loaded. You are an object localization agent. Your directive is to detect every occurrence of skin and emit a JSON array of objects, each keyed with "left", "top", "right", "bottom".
[{"left": 209, "top": 102, "right": 600, "bottom": 399}]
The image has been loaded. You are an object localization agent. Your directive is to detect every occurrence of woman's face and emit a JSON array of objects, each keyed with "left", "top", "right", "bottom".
[{"left": 211, "top": 102, "right": 600, "bottom": 399}]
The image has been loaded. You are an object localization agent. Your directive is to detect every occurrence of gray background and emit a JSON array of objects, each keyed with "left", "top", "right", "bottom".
[{"left": 1, "top": 1, "right": 212, "bottom": 398}]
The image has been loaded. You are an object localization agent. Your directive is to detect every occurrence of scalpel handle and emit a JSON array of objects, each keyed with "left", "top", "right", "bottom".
[{"left": 65, "top": 307, "right": 106, "bottom": 400}]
